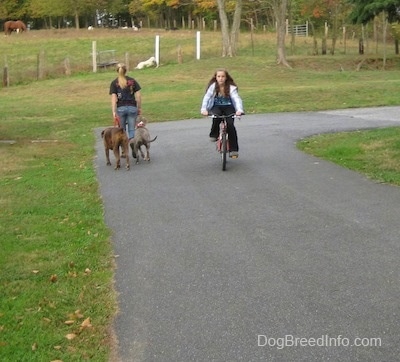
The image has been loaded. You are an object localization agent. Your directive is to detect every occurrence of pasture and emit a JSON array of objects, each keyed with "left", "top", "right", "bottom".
[{"left": 1, "top": 28, "right": 400, "bottom": 361}]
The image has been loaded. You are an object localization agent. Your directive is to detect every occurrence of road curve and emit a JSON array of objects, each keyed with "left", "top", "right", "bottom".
[{"left": 94, "top": 107, "right": 400, "bottom": 362}]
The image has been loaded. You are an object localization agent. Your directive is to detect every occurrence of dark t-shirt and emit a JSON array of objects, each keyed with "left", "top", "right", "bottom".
[{"left": 109, "top": 76, "right": 141, "bottom": 107}]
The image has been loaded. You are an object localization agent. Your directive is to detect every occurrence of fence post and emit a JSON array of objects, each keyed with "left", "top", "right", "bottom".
[
  {"left": 196, "top": 31, "right": 201, "bottom": 60},
  {"left": 64, "top": 58, "right": 71, "bottom": 76},
  {"left": 3, "top": 65, "right": 9, "bottom": 87},
  {"left": 3, "top": 55, "right": 9, "bottom": 87},
  {"left": 37, "top": 49, "right": 45, "bottom": 80},
  {"left": 92, "top": 41, "right": 97, "bottom": 73},
  {"left": 125, "top": 52, "right": 130, "bottom": 71},
  {"left": 155, "top": 35, "right": 160, "bottom": 66},
  {"left": 177, "top": 45, "right": 183, "bottom": 64}
]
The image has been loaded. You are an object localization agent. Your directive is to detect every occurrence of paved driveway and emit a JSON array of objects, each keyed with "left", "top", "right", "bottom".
[{"left": 94, "top": 107, "right": 400, "bottom": 362}]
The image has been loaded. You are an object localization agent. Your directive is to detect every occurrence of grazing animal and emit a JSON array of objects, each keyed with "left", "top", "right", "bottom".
[
  {"left": 130, "top": 120, "right": 157, "bottom": 164},
  {"left": 4, "top": 20, "right": 27, "bottom": 36},
  {"left": 135, "top": 56, "right": 157, "bottom": 69},
  {"left": 101, "top": 127, "right": 130, "bottom": 170}
]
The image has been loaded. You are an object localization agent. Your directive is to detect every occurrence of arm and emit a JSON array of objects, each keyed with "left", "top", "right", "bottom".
[
  {"left": 135, "top": 90, "right": 142, "bottom": 114},
  {"left": 230, "top": 86, "right": 244, "bottom": 115},
  {"left": 111, "top": 93, "right": 118, "bottom": 118},
  {"left": 200, "top": 83, "right": 215, "bottom": 115}
]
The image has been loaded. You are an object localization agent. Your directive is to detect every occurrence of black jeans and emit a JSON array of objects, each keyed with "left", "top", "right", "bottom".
[{"left": 209, "top": 105, "right": 239, "bottom": 152}]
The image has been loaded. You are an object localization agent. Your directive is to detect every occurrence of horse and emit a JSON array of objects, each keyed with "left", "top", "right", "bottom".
[{"left": 4, "top": 20, "right": 27, "bottom": 36}]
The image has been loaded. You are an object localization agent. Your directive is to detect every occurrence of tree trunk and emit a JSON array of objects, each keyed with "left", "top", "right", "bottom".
[
  {"left": 230, "top": 0, "right": 242, "bottom": 56},
  {"left": 75, "top": 11, "right": 80, "bottom": 29},
  {"left": 274, "top": 0, "right": 291, "bottom": 68},
  {"left": 216, "top": 0, "right": 242, "bottom": 57},
  {"left": 217, "top": 0, "right": 231, "bottom": 56}
]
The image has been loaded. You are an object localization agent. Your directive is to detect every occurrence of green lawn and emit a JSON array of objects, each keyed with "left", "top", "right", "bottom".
[{"left": 1, "top": 29, "right": 400, "bottom": 361}]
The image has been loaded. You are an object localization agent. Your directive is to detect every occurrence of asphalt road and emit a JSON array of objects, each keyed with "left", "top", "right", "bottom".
[{"left": 94, "top": 107, "right": 400, "bottom": 362}]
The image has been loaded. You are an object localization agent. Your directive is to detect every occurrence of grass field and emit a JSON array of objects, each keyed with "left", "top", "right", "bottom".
[{"left": 1, "top": 29, "right": 400, "bottom": 361}]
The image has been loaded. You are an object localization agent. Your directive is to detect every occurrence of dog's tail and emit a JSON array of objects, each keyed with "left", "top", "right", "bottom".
[{"left": 149, "top": 136, "right": 158, "bottom": 143}]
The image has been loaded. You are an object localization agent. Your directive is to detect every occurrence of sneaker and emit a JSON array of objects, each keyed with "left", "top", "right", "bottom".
[
  {"left": 230, "top": 151, "right": 239, "bottom": 158},
  {"left": 209, "top": 137, "right": 217, "bottom": 142}
]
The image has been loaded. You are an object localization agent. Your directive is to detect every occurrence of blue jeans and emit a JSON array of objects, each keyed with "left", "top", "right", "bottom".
[{"left": 117, "top": 106, "right": 138, "bottom": 139}]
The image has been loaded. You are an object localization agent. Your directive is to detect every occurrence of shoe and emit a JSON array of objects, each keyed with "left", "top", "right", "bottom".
[
  {"left": 230, "top": 151, "right": 239, "bottom": 158},
  {"left": 209, "top": 137, "right": 217, "bottom": 142}
]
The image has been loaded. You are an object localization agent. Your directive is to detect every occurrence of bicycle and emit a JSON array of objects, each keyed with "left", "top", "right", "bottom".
[{"left": 209, "top": 113, "right": 241, "bottom": 171}]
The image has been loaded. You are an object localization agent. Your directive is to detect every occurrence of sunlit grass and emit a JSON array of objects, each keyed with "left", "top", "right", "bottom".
[
  {"left": 297, "top": 127, "right": 400, "bottom": 185},
  {"left": 1, "top": 29, "right": 400, "bottom": 361}
]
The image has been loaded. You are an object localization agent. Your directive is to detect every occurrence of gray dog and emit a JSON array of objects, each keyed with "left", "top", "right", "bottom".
[{"left": 129, "top": 119, "right": 157, "bottom": 164}]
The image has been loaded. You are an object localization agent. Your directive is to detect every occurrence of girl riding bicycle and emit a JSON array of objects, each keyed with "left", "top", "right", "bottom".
[{"left": 200, "top": 68, "right": 244, "bottom": 158}]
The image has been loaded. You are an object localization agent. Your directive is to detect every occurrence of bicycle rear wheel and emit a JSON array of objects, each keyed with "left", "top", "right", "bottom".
[{"left": 221, "top": 133, "right": 227, "bottom": 171}]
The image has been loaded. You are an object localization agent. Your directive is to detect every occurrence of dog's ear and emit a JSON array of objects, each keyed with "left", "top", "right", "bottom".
[{"left": 137, "top": 115, "right": 147, "bottom": 125}]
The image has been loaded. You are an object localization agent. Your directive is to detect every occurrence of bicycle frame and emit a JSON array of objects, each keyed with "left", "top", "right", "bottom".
[{"left": 209, "top": 113, "right": 238, "bottom": 170}]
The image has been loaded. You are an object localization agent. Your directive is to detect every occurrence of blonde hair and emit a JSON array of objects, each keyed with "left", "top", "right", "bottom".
[{"left": 116, "top": 63, "right": 127, "bottom": 89}]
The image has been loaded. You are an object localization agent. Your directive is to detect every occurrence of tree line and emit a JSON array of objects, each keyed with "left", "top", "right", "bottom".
[
  {"left": 1, "top": 0, "right": 399, "bottom": 65},
  {"left": 1, "top": 0, "right": 398, "bottom": 32}
]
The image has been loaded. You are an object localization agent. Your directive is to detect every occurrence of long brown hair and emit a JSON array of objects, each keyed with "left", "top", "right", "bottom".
[{"left": 205, "top": 68, "right": 237, "bottom": 97}]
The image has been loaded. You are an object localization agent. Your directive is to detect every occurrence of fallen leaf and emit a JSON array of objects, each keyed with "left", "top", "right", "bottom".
[
  {"left": 64, "top": 320, "right": 74, "bottom": 325},
  {"left": 32, "top": 270, "right": 40, "bottom": 274},
  {"left": 32, "top": 342, "right": 38, "bottom": 351},
  {"left": 42, "top": 317, "right": 51, "bottom": 323},
  {"left": 50, "top": 360, "right": 63, "bottom": 362},
  {"left": 53, "top": 345, "right": 62, "bottom": 350},
  {"left": 84, "top": 268, "right": 91, "bottom": 274},
  {"left": 80, "top": 317, "right": 92, "bottom": 329},
  {"left": 74, "top": 310, "right": 84, "bottom": 319},
  {"left": 65, "top": 333, "right": 76, "bottom": 340},
  {"left": 50, "top": 274, "right": 57, "bottom": 283}
]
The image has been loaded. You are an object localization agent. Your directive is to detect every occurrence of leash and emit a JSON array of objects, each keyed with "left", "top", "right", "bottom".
[{"left": 113, "top": 115, "right": 121, "bottom": 127}]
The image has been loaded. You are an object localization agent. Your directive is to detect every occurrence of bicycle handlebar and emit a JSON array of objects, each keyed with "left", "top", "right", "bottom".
[{"left": 207, "top": 113, "right": 243, "bottom": 119}]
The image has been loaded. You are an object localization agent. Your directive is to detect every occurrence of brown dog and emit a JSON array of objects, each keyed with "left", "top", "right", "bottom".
[
  {"left": 101, "top": 127, "right": 130, "bottom": 170},
  {"left": 129, "top": 120, "right": 157, "bottom": 164}
]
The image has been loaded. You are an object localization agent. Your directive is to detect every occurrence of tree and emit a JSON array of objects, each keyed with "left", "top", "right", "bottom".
[
  {"left": 0, "top": 0, "right": 30, "bottom": 19},
  {"left": 348, "top": 0, "right": 400, "bottom": 24},
  {"left": 28, "top": 0, "right": 68, "bottom": 28},
  {"left": 349, "top": 0, "right": 400, "bottom": 69},
  {"left": 272, "top": 0, "right": 291, "bottom": 67},
  {"left": 215, "top": 0, "right": 243, "bottom": 57}
]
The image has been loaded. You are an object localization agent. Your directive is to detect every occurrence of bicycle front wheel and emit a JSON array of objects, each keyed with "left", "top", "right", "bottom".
[{"left": 221, "top": 133, "right": 227, "bottom": 171}]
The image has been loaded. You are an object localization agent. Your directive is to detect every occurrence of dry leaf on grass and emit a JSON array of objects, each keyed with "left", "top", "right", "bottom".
[
  {"left": 80, "top": 317, "right": 92, "bottom": 329},
  {"left": 74, "top": 310, "right": 84, "bottom": 319},
  {"left": 49, "top": 274, "right": 57, "bottom": 283},
  {"left": 65, "top": 333, "right": 76, "bottom": 340},
  {"left": 64, "top": 320, "right": 75, "bottom": 325}
]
